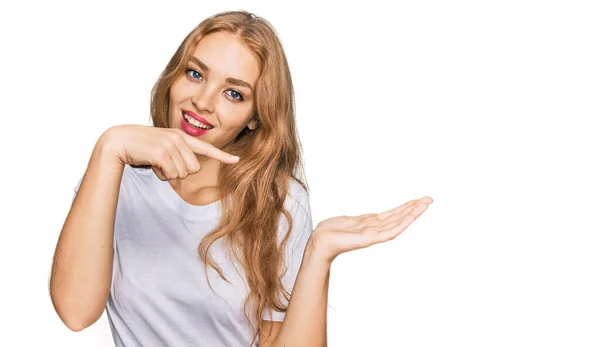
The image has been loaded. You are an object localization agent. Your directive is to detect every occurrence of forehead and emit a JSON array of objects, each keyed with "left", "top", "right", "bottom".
[{"left": 191, "top": 32, "right": 260, "bottom": 86}]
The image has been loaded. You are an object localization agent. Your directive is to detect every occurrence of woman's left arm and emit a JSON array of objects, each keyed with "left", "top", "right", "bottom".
[
  {"left": 269, "top": 196, "right": 433, "bottom": 347},
  {"left": 266, "top": 236, "right": 331, "bottom": 347}
]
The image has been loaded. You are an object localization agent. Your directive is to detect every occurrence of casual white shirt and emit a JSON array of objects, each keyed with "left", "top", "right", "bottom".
[{"left": 73, "top": 164, "right": 313, "bottom": 346}]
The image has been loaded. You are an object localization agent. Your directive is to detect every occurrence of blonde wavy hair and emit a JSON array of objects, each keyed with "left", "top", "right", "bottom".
[{"left": 149, "top": 10, "right": 308, "bottom": 345}]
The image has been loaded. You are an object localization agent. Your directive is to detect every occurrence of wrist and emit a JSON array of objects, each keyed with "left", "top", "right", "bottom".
[
  {"left": 306, "top": 233, "right": 335, "bottom": 267},
  {"left": 95, "top": 126, "right": 126, "bottom": 167}
]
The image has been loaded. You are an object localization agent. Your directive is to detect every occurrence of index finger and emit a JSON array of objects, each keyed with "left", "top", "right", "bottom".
[
  {"left": 377, "top": 196, "right": 433, "bottom": 221},
  {"left": 182, "top": 135, "right": 240, "bottom": 164},
  {"left": 376, "top": 199, "right": 420, "bottom": 220}
]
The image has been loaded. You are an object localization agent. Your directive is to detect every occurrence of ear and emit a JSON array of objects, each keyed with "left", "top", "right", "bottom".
[{"left": 247, "top": 117, "right": 259, "bottom": 131}]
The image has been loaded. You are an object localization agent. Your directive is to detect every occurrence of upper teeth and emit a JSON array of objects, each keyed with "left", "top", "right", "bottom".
[{"left": 184, "top": 114, "right": 212, "bottom": 129}]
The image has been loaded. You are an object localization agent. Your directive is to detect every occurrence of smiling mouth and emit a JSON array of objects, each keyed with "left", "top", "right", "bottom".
[{"left": 183, "top": 112, "right": 214, "bottom": 130}]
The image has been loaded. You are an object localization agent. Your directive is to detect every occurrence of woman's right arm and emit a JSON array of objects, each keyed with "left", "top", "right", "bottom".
[
  {"left": 49, "top": 124, "right": 240, "bottom": 331},
  {"left": 50, "top": 127, "right": 125, "bottom": 331}
]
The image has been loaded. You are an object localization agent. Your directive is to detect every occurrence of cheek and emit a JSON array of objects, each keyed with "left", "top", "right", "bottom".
[
  {"left": 170, "top": 76, "right": 198, "bottom": 104},
  {"left": 218, "top": 104, "right": 254, "bottom": 130},
  {"left": 168, "top": 83, "right": 190, "bottom": 117},
  {"left": 170, "top": 82, "right": 187, "bottom": 104}
]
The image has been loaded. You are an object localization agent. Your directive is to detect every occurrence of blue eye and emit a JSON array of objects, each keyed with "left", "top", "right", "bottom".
[
  {"left": 186, "top": 69, "right": 202, "bottom": 80},
  {"left": 226, "top": 90, "right": 244, "bottom": 101}
]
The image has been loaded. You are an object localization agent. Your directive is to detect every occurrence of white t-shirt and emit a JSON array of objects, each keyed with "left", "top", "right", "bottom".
[{"left": 72, "top": 164, "right": 313, "bottom": 347}]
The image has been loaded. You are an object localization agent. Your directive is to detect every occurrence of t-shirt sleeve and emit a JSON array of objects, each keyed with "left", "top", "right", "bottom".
[
  {"left": 262, "top": 184, "right": 314, "bottom": 322},
  {"left": 72, "top": 175, "right": 84, "bottom": 203}
]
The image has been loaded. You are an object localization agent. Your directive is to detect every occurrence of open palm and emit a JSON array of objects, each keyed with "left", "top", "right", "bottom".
[{"left": 312, "top": 196, "right": 433, "bottom": 263}]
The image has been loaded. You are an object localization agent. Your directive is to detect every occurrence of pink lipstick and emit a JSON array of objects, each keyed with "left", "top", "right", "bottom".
[
  {"left": 181, "top": 110, "right": 213, "bottom": 137},
  {"left": 184, "top": 110, "right": 213, "bottom": 127}
]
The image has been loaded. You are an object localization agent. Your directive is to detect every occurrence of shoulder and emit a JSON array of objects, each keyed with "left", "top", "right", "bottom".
[
  {"left": 124, "top": 164, "right": 154, "bottom": 177},
  {"left": 115, "top": 164, "right": 160, "bottom": 197},
  {"left": 122, "top": 164, "right": 156, "bottom": 184},
  {"left": 283, "top": 177, "right": 310, "bottom": 218},
  {"left": 279, "top": 178, "right": 313, "bottom": 256},
  {"left": 73, "top": 164, "right": 153, "bottom": 194}
]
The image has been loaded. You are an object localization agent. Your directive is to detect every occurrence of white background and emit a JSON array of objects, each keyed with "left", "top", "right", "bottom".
[{"left": 1, "top": 0, "right": 599, "bottom": 346}]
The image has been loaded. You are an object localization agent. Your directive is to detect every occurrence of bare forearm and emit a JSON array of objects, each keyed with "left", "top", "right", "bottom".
[
  {"left": 273, "top": 235, "right": 330, "bottom": 347},
  {"left": 50, "top": 135, "right": 123, "bottom": 331}
]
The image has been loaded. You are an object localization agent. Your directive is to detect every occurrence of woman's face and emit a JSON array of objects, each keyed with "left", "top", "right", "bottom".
[{"left": 168, "top": 31, "right": 260, "bottom": 150}]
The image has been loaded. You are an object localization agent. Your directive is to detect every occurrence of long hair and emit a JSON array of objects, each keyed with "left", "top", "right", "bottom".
[{"left": 150, "top": 10, "right": 308, "bottom": 345}]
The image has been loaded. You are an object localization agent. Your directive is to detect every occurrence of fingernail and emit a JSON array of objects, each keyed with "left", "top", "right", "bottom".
[{"left": 231, "top": 155, "right": 239, "bottom": 161}]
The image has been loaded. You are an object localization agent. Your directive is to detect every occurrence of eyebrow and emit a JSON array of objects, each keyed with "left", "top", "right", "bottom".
[{"left": 189, "top": 56, "right": 253, "bottom": 92}]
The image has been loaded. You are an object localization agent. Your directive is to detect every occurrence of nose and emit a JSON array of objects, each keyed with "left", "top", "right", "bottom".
[{"left": 191, "top": 84, "right": 217, "bottom": 114}]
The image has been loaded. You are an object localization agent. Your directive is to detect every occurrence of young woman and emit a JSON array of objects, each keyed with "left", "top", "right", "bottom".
[{"left": 49, "top": 10, "right": 433, "bottom": 347}]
